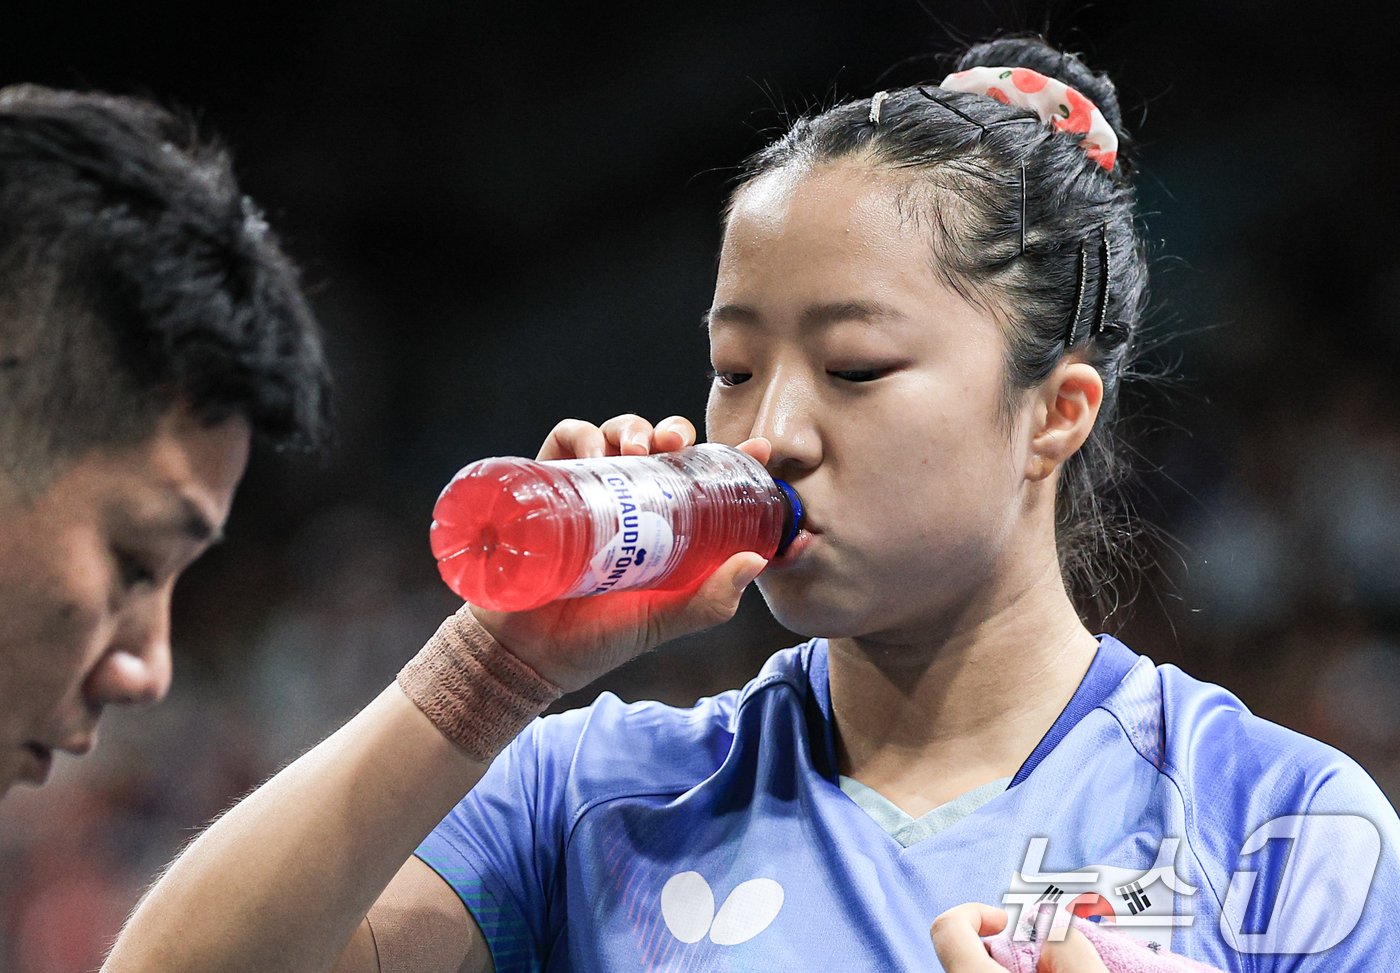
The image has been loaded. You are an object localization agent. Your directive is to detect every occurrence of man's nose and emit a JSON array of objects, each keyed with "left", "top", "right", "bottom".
[{"left": 86, "top": 590, "right": 174, "bottom": 707}]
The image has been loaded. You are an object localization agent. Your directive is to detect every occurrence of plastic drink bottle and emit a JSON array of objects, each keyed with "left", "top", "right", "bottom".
[{"left": 430, "top": 443, "right": 804, "bottom": 612}]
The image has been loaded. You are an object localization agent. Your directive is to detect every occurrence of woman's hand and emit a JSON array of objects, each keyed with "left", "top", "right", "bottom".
[
  {"left": 468, "top": 414, "right": 771, "bottom": 692},
  {"left": 930, "top": 903, "right": 1111, "bottom": 972}
]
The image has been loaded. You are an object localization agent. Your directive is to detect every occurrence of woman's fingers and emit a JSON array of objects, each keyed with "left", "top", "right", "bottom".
[
  {"left": 1037, "top": 925, "right": 1110, "bottom": 973},
  {"left": 653, "top": 415, "right": 697, "bottom": 451},
  {"left": 600, "top": 414, "right": 655, "bottom": 455},
  {"left": 647, "top": 552, "right": 767, "bottom": 646},
  {"left": 929, "top": 903, "right": 1009, "bottom": 972},
  {"left": 598, "top": 414, "right": 699, "bottom": 455},
  {"left": 538, "top": 418, "right": 607, "bottom": 460},
  {"left": 539, "top": 415, "right": 699, "bottom": 461},
  {"left": 736, "top": 436, "right": 771, "bottom": 466}
]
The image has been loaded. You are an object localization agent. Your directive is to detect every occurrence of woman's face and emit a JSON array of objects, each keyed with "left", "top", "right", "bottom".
[{"left": 705, "top": 161, "right": 1043, "bottom": 641}]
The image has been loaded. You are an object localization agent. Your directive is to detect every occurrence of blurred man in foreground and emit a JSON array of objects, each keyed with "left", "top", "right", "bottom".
[{"left": 0, "top": 83, "right": 330, "bottom": 798}]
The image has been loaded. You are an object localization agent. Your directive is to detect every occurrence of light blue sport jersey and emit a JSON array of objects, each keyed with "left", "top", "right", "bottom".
[{"left": 417, "top": 637, "right": 1400, "bottom": 971}]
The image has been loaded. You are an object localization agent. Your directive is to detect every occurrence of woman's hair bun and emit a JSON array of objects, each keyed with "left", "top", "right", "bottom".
[{"left": 955, "top": 36, "right": 1126, "bottom": 143}]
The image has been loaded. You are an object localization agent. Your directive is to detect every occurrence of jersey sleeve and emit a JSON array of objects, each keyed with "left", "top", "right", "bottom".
[
  {"left": 414, "top": 710, "right": 586, "bottom": 973},
  {"left": 1151, "top": 662, "right": 1400, "bottom": 972},
  {"left": 1260, "top": 761, "right": 1400, "bottom": 973},
  {"left": 1220, "top": 756, "right": 1400, "bottom": 973}
]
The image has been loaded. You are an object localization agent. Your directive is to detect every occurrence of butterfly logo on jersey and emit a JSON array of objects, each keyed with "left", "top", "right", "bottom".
[{"left": 660, "top": 871, "right": 785, "bottom": 945}]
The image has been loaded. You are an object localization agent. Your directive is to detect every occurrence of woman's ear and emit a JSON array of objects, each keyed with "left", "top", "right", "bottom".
[{"left": 1025, "top": 361, "right": 1104, "bottom": 482}]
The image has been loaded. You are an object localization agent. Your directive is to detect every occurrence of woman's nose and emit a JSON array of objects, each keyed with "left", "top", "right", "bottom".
[{"left": 749, "top": 370, "right": 820, "bottom": 474}]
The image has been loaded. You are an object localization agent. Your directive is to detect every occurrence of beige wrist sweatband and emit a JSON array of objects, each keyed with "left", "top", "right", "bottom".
[{"left": 397, "top": 605, "right": 563, "bottom": 762}]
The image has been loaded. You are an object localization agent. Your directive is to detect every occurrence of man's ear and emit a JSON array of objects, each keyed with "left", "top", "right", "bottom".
[{"left": 1025, "top": 361, "right": 1104, "bottom": 482}]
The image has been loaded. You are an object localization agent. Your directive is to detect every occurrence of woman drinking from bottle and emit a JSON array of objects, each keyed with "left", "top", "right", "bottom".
[{"left": 106, "top": 35, "right": 1400, "bottom": 973}]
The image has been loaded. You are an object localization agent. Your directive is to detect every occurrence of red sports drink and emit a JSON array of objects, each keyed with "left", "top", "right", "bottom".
[{"left": 430, "top": 444, "right": 803, "bottom": 612}]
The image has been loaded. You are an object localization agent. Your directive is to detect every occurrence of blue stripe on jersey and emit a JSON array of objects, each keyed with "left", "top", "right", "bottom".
[{"left": 1010, "top": 635, "right": 1139, "bottom": 787}]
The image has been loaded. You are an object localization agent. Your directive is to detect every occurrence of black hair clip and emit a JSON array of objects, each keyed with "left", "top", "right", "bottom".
[
  {"left": 1018, "top": 159, "right": 1027, "bottom": 258},
  {"left": 1064, "top": 241, "right": 1090, "bottom": 349},
  {"left": 916, "top": 86, "right": 988, "bottom": 137},
  {"left": 1092, "top": 224, "right": 1111, "bottom": 337},
  {"left": 915, "top": 86, "right": 1040, "bottom": 141},
  {"left": 1064, "top": 223, "right": 1113, "bottom": 348}
]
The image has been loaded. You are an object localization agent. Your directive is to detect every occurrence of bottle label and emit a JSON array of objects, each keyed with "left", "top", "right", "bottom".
[{"left": 571, "top": 469, "right": 678, "bottom": 597}]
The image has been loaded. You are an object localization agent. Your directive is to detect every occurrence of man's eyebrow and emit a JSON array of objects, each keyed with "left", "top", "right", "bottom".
[
  {"left": 701, "top": 300, "right": 907, "bottom": 331},
  {"left": 112, "top": 494, "right": 224, "bottom": 546}
]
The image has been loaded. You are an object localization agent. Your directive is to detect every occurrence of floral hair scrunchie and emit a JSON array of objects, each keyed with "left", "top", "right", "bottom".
[{"left": 940, "top": 66, "right": 1118, "bottom": 171}]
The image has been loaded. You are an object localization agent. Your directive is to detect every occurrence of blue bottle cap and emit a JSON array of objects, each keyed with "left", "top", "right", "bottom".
[{"left": 774, "top": 479, "right": 804, "bottom": 555}]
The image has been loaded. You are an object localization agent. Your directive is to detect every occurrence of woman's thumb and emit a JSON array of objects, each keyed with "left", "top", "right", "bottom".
[
  {"left": 1038, "top": 925, "right": 1110, "bottom": 973},
  {"left": 655, "top": 553, "right": 767, "bottom": 643}
]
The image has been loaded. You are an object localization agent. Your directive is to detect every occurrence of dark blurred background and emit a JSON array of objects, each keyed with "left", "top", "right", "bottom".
[{"left": 3, "top": 1, "right": 1399, "bottom": 968}]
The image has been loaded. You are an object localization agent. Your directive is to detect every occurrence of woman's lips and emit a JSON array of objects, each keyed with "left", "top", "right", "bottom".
[{"left": 770, "top": 527, "right": 817, "bottom": 568}]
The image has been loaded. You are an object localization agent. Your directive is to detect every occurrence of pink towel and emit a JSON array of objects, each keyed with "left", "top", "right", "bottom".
[{"left": 984, "top": 905, "right": 1221, "bottom": 972}]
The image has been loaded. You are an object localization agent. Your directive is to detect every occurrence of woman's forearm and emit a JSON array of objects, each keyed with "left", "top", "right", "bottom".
[{"left": 104, "top": 684, "right": 489, "bottom": 973}]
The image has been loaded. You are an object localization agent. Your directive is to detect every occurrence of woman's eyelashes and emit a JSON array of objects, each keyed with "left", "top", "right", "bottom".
[
  {"left": 828, "top": 369, "right": 885, "bottom": 383},
  {"left": 827, "top": 359, "right": 908, "bottom": 383},
  {"left": 707, "top": 366, "right": 896, "bottom": 387},
  {"left": 706, "top": 368, "right": 751, "bottom": 388}
]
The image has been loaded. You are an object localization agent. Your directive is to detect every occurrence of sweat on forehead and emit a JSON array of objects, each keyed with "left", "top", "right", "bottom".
[
  {"left": 723, "top": 159, "right": 1004, "bottom": 331},
  {"left": 722, "top": 167, "right": 924, "bottom": 272},
  {"left": 728, "top": 153, "right": 929, "bottom": 214},
  {"left": 724, "top": 159, "right": 950, "bottom": 252}
]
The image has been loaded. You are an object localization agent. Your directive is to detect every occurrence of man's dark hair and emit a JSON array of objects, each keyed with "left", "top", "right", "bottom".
[
  {"left": 728, "top": 36, "right": 1150, "bottom": 615},
  {"left": 0, "top": 83, "right": 331, "bottom": 491}
]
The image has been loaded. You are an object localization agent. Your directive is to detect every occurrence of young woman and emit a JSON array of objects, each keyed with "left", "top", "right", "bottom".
[{"left": 106, "top": 36, "right": 1400, "bottom": 973}]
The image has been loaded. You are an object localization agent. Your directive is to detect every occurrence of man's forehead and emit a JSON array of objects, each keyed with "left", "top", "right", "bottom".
[
  {"left": 94, "top": 443, "right": 233, "bottom": 544},
  {"left": 100, "top": 408, "right": 249, "bottom": 536}
]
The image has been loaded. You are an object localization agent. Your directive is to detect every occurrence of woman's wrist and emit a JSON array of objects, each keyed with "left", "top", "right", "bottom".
[{"left": 397, "top": 605, "right": 564, "bottom": 762}]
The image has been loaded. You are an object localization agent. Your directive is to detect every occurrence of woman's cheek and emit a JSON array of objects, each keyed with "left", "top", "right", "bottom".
[{"left": 706, "top": 388, "right": 763, "bottom": 445}]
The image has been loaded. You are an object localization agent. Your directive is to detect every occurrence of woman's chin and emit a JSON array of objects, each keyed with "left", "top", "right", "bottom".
[{"left": 755, "top": 581, "right": 878, "bottom": 641}]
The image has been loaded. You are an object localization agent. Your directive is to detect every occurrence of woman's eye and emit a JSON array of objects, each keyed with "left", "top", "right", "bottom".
[
  {"left": 829, "top": 369, "right": 886, "bottom": 383},
  {"left": 115, "top": 549, "right": 157, "bottom": 589},
  {"left": 706, "top": 368, "right": 751, "bottom": 388}
]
